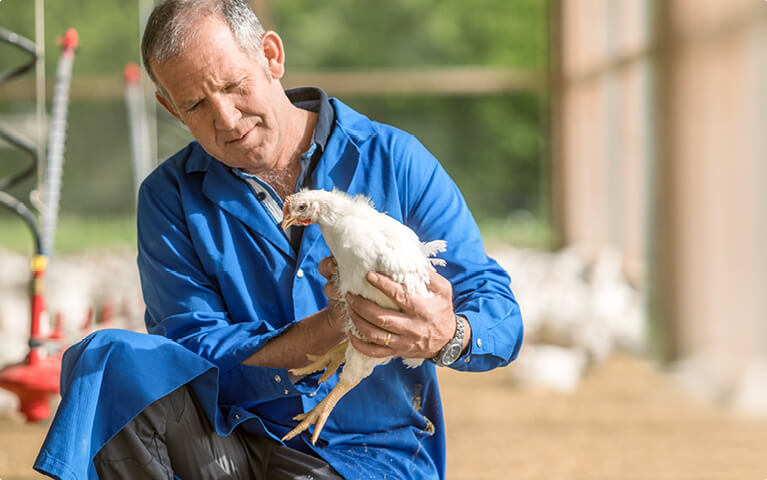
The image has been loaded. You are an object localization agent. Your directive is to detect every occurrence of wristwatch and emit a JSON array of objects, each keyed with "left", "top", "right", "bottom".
[{"left": 431, "top": 315, "right": 465, "bottom": 367}]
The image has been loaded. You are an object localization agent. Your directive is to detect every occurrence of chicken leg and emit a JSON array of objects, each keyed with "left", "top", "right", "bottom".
[
  {"left": 290, "top": 340, "right": 349, "bottom": 384},
  {"left": 281, "top": 377, "right": 361, "bottom": 445}
]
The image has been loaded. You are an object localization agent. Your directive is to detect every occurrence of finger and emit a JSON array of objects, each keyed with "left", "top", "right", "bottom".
[
  {"left": 346, "top": 306, "right": 397, "bottom": 346},
  {"left": 365, "top": 272, "right": 412, "bottom": 312},
  {"left": 348, "top": 333, "right": 396, "bottom": 358},
  {"left": 323, "top": 282, "right": 342, "bottom": 301},
  {"left": 318, "top": 256, "right": 337, "bottom": 280},
  {"left": 345, "top": 293, "right": 406, "bottom": 334}
]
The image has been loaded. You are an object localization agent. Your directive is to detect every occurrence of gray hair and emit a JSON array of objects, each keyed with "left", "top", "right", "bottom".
[{"left": 141, "top": 0, "right": 266, "bottom": 94}]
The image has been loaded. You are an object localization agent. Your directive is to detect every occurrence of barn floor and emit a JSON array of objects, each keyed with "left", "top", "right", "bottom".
[{"left": 1, "top": 353, "right": 765, "bottom": 479}]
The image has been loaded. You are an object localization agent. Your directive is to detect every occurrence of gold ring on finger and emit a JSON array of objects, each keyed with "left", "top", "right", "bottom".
[{"left": 384, "top": 332, "right": 392, "bottom": 346}]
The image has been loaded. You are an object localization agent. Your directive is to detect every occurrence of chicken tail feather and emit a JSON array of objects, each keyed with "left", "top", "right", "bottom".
[
  {"left": 421, "top": 239, "right": 447, "bottom": 257},
  {"left": 421, "top": 240, "right": 447, "bottom": 267}
]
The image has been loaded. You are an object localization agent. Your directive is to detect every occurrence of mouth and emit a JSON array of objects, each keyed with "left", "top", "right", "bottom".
[{"left": 225, "top": 126, "right": 255, "bottom": 145}]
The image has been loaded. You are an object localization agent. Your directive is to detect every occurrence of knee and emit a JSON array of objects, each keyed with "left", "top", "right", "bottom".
[
  {"left": 62, "top": 328, "right": 174, "bottom": 374},
  {"left": 77, "top": 328, "right": 169, "bottom": 351}
]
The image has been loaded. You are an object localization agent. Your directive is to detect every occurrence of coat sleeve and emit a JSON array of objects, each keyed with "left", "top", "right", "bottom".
[
  {"left": 394, "top": 134, "right": 524, "bottom": 372},
  {"left": 136, "top": 167, "right": 313, "bottom": 404}
]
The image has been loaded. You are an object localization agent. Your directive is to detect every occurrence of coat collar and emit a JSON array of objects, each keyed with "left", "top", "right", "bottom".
[
  {"left": 200, "top": 157, "right": 295, "bottom": 258},
  {"left": 183, "top": 97, "right": 377, "bottom": 262}
]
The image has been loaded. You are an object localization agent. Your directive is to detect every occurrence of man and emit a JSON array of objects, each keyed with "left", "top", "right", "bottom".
[{"left": 34, "top": 0, "right": 523, "bottom": 478}]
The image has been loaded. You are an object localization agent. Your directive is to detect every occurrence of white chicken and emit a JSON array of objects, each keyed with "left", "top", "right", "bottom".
[{"left": 280, "top": 188, "right": 447, "bottom": 444}]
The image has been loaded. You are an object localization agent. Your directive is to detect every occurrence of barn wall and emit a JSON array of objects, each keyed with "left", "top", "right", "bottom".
[{"left": 553, "top": 0, "right": 767, "bottom": 412}]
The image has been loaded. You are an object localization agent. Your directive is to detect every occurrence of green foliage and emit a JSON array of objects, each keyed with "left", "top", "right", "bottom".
[
  {"left": 0, "top": 0, "right": 551, "bottom": 251},
  {"left": 344, "top": 92, "right": 546, "bottom": 218},
  {"left": 0, "top": 0, "right": 141, "bottom": 76},
  {"left": 0, "top": 214, "right": 137, "bottom": 254},
  {"left": 274, "top": 0, "right": 547, "bottom": 70},
  {"left": 479, "top": 210, "right": 553, "bottom": 250}
]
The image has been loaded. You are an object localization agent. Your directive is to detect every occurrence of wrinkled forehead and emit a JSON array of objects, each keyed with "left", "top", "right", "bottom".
[
  {"left": 151, "top": 21, "right": 261, "bottom": 104},
  {"left": 150, "top": 15, "right": 261, "bottom": 83}
]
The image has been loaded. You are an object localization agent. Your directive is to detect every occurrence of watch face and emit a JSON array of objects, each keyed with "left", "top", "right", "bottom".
[{"left": 443, "top": 343, "right": 462, "bottom": 364}]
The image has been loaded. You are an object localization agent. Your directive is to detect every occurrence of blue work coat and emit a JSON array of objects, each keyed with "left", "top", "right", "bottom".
[{"left": 35, "top": 98, "right": 523, "bottom": 479}]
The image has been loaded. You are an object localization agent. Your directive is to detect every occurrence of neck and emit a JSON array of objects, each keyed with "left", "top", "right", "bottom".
[{"left": 257, "top": 105, "right": 317, "bottom": 199}]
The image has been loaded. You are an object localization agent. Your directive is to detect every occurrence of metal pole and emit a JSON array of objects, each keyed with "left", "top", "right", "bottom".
[
  {"left": 138, "top": 0, "right": 158, "bottom": 168},
  {"left": 124, "top": 63, "right": 153, "bottom": 199},
  {"left": 34, "top": 0, "right": 47, "bottom": 187},
  {"left": 39, "top": 29, "right": 78, "bottom": 257}
]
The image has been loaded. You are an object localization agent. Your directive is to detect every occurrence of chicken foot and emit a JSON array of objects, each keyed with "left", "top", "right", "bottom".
[
  {"left": 289, "top": 340, "right": 349, "bottom": 384},
  {"left": 281, "top": 377, "right": 361, "bottom": 445}
]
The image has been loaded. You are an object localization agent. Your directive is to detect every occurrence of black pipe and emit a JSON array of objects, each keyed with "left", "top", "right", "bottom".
[
  {"left": 0, "top": 192, "right": 42, "bottom": 254},
  {"left": 0, "top": 129, "right": 37, "bottom": 191},
  {"left": 0, "top": 26, "right": 42, "bottom": 254},
  {"left": 0, "top": 26, "right": 38, "bottom": 83}
]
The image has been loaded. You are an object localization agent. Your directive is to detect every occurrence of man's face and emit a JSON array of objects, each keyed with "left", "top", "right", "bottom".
[{"left": 152, "top": 17, "right": 288, "bottom": 174}]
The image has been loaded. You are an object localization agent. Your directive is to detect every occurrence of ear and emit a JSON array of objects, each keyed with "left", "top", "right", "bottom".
[
  {"left": 155, "top": 91, "right": 181, "bottom": 122},
  {"left": 261, "top": 31, "right": 285, "bottom": 80}
]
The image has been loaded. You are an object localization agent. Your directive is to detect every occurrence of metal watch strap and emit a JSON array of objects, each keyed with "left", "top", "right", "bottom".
[{"left": 431, "top": 315, "right": 465, "bottom": 367}]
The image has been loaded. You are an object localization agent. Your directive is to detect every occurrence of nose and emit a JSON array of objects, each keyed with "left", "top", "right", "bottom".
[{"left": 211, "top": 96, "right": 241, "bottom": 131}]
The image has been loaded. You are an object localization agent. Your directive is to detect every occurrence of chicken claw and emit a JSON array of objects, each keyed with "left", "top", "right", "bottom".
[
  {"left": 289, "top": 340, "right": 349, "bottom": 384},
  {"left": 281, "top": 378, "right": 361, "bottom": 445}
]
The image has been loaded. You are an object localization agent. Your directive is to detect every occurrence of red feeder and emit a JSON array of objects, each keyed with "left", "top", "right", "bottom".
[
  {"left": 0, "top": 358, "right": 61, "bottom": 422},
  {"left": 0, "top": 255, "right": 61, "bottom": 422}
]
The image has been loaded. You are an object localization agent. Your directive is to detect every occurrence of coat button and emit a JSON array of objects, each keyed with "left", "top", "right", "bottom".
[
  {"left": 283, "top": 389, "right": 290, "bottom": 395},
  {"left": 234, "top": 413, "right": 240, "bottom": 420},
  {"left": 274, "top": 375, "right": 282, "bottom": 383},
  {"left": 477, "top": 338, "right": 483, "bottom": 348},
  {"left": 296, "top": 269, "right": 305, "bottom": 278}
]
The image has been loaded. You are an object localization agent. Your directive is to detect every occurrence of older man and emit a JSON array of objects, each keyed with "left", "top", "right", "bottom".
[{"left": 34, "top": 1, "right": 523, "bottom": 478}]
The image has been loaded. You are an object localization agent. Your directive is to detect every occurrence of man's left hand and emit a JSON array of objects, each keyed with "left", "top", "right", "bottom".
[{"left": 344, "top": 270, "right": 456, "bottom": 360}]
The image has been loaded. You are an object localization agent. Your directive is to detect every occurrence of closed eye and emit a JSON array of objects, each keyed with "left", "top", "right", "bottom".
[
  {"left": 186, "top": 99, "right": 204, "bottom": 112},
  {"left": 225, "top": 80, "right": 243, "bottom": 92}
]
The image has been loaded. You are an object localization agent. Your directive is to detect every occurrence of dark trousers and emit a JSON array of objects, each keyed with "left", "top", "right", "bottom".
[{"left": 94, "top": 384, "right": 342, "bottom": 480}]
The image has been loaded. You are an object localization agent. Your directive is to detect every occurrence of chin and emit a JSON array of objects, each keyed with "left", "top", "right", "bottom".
[
  {"left": 239, "top": 157, "right": 278, "bottom": 176},
  {"left": 214, "top": 146, "right": 264, "bottom": 170}
]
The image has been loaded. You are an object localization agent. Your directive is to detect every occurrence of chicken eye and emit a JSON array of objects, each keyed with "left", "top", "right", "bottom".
[{"left": 298, "top": 204, "right": 307, "bottom": 212}]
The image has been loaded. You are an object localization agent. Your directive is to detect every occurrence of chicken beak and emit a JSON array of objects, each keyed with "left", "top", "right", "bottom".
[
  {"left": 281, "top": 196, "right": 296, "bottom": 230},
  {"left": 281, "top": 214, "right": 298, "bottom": 231}
]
